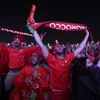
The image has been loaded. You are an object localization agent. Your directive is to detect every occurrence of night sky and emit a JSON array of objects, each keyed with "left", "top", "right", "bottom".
[{"left": 0, "top": 0, "right": 100, "bottom": 44}]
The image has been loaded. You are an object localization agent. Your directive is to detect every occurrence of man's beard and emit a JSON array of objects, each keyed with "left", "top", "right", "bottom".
[
  {"left": 55, "top": 51, "right": 63, "bottom": 55},
  {"left": 14, "top": 43, "right": 21, "bottom": 48}
]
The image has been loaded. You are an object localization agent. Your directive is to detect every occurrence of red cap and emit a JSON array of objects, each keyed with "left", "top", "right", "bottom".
[{"left": 12, "top": 35, "right": 25, "bottom": 42}]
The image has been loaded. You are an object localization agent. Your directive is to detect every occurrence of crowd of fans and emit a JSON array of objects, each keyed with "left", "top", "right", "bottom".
[{"left": 0, "top": 32, "right": 99, "bottom": 100}]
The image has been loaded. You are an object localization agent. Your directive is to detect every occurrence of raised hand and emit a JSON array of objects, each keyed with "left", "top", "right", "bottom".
[{"left": 26, "top": 23, "right": 35, "bottom": 34}]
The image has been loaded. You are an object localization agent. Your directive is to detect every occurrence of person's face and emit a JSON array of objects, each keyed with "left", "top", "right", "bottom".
[
  {"left": 88, "top": 49, "right": 95, "bottom": 56},
  {"left": 13, "top": 38, "right": 21, "bottom": 48},
  {"left": 31, "top": 54, "right": 39, "bottom": 66},
  {"left": 54, "top": 44, "right": 64, "bottom": 55}
]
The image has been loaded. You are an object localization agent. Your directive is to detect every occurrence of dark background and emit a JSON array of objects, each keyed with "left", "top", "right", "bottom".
[{"left": 0, "top": 0, "right": 100, "bottom": 44}]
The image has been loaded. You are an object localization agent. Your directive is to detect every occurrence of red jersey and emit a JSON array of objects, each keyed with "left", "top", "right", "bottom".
[
  {"left": 0, "top": 44, "right": 41, "bottom": 74},
  {"left": 10, "top": 65, "right": 49, "bottom": 100},
  {"left": 6, "top": 45, "right": 41, "bottom": 69},
  {"left": 7, "top": 47, "right": 25, "bottom": 69},
  {"left": 46, "top": 52, "right": 75, "bottom": 90}
]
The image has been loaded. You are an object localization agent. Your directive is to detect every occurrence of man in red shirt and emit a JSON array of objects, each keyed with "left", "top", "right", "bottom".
[
  {"left": 4, "top": 35, "right": 26, "bottom": 91},
  {"left": 9, "top": 52, "right": 49, "bottom": 100},
  {"left": 26, "top": 5, "right": 90, "bottom": 99},
  {"left": 0, "top": 34, "right": 42, "bottom": 100},
  {"left": 27, "top": 21, "right": 89, "bottom": 100}
]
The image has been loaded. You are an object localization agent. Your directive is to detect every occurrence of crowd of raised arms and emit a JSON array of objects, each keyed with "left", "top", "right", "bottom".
[{"left": 0, "top": 4, "right": 100, "bottom": 100}]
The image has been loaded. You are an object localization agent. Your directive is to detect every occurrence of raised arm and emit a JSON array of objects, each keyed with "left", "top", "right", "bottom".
[
  {"left": 27, "top": 4, "right": 48, "bottom": 58},
  {"left": 33, "top": 31, "right": 49, "bottom": 59},
  {"left": 27, "top": 24, "right": 49, "bottom": 59},
  {"left": 74, "top": 29, "right": 89, "bottom": 56}
]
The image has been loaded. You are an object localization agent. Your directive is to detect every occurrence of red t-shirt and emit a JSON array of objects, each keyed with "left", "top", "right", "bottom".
[
  {"left": 10, "top": 65, "right": 49, "bottom": 100},
  {"left": 46, "top": 52, "right": 75, "bottom": 89},
  {"left": 8, "top": 47, "right": 25, "bottom": 69},
  {"left": 7, "top": 45, "right": 41, "bottom": 69},
  {"left": 13, "top": 65, "right": 49, "bottom": 89}
]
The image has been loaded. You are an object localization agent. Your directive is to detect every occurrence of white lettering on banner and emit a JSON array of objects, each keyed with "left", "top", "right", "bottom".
[
  {"left": 56, "top": 24, "right": 61, "bottom": 29},
  {"left": 71, "top": 25, "right": 78, "bottom": 29},
  {"left": 49, "top": 23, "right": 86, "bottom": 30},
  {"left": 49, "top": 23, "right": 56, "bottom": 29},
  {"left": 66, "top": 25, "right": 72, "bottom": 30},
  {"left": 60, "top": 24, "right": 66, "bottom": 30}
]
